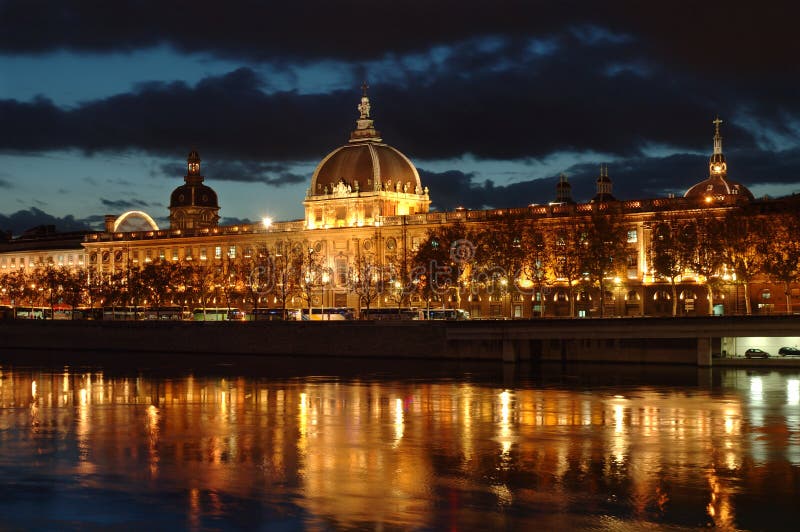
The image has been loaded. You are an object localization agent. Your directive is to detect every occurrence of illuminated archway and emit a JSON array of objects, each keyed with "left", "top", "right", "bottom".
[{"left": 113, "top": 210, "right": 160, "bottom": 232}]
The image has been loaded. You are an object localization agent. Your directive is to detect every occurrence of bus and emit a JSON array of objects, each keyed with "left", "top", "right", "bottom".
[
  {"left": 142, "top": 306, "right": 186, "bottom": 320},
  {"left": 103, "top": 306, "right": 146, "bottom": 320},
  {"left": 192, "top": 307, "right": 246, "bottom": 321},
  {"left": 360, "top": 307, "right": 419, "bottom": 320},
  {"left": 14, "top": 307, "right": 54, "bottom": 320},
  {"left": 250, "top": 308, "right": 302, "bottom": 321},
  {"left": 301, "top": 307, "right": 354, "bottom": 321},
  {"left": 418, "top": 308, "right": 470, "bottom": 320}
]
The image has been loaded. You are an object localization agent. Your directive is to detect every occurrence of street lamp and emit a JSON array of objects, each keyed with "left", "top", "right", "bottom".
[{"left": 262, "top": 216, "right": 273, "bottom": 229}]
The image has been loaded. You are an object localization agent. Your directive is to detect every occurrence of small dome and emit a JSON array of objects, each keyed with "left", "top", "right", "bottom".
[
  {"left": 310, "top": 142, "right": 421, "bottom": 195},
  {"left": 170, "top": 183, "right": 219, "bottom": 208},
  {"left": 684, "top": 176, "right": 754, "bottom": 201},
  {"left": 684, "top": 116, "right": 754, "bottom": 202}
]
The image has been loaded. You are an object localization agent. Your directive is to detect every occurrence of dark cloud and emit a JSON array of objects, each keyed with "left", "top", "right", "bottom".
[
  {"left": 0, "top": 47, "right": 779, "bottom": 166},
  {"left": 0, "top": 179, "right": 11, "bottom": 188},
  {"left": 422, "top": 147, "right": 800, "bottom": 210},
  {"left": 0, "top": 207, "right": 92, "bottom": 235},
  {"left": 100, "top": 198, "right": 150, "bottom": 209},
  {"left": 1, "top": 1, "right": 797, "bottom": 77},
  {"left": 160, "top": 160, "right": 305, "bottom": 186}
]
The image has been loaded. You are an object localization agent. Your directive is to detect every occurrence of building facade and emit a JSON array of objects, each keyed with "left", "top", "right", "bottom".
[{"left": 3, "top": 89, "right": 798, "bottom": 317}]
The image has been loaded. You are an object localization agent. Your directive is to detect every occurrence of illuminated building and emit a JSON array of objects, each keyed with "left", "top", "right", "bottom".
[{"left": 2, "top": 89, "right": 799, "bottom": 317}]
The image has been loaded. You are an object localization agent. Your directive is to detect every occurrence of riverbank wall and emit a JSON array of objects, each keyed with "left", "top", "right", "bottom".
[{"left": 2, "top": 316, "right": 798, "bottom": 366}]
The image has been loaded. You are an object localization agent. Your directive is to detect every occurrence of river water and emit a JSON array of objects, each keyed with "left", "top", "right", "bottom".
[{"left": 1, "top": 354, "right": 799, "bottom": 530}]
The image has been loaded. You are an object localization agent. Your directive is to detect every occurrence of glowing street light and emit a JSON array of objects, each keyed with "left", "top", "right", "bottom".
[{"left": 262, "top": 216, "right": 273, "bottom": 229}]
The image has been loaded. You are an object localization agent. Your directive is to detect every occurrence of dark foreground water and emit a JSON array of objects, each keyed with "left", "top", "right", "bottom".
[{"left": 1, "top": 354, "right": 799, "bottom": 531}]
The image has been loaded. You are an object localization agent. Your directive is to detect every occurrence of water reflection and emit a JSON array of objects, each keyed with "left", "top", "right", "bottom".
[{"left": 0, "top": 363, "right": 799, "bottom": 529}]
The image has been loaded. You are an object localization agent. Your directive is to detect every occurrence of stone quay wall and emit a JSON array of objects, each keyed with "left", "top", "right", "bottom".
[{"left": 1, "top": 316, "right": 797, "bottom": 366}]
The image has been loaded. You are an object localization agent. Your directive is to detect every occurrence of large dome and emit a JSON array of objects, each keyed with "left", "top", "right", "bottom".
[{"left": 310, "top": 142, "right": 421, "bottom": 196}]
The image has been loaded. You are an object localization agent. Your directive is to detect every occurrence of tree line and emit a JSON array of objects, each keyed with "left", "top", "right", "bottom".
[{"left": 2, "top": 205, "right": 799, "bottom": 318}]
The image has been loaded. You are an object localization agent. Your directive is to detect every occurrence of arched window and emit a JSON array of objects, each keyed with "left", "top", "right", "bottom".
[
  {"left": 626, "top": 290, "right": 640, "bottom": 301},
  {"left": 653, "top": 289, "right": 671, "bottom": 301}
]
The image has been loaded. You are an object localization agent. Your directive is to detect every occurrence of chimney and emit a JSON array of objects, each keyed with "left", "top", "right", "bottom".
[{"left": 104, "top": 215, "right": 117, "bottom": 233}]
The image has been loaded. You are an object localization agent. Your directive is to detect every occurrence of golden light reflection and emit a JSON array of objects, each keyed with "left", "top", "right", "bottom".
[
  {"left": 788, "top": 379, "right": 800, "bottom": 406},
  {"left": 498, "top": 390, "right": 513, "bottom": 458},
  {"left": 147, "top": 404, "right": 160, "bottom": 477},
  {"left": 750, "top": 376, "right": 763, "bottom": 402},
  {"left": 393, "top": 397, "right": 404, "bottom": 446},
  {"left": 0, "top": 368, "right": 797, "bottom": 529}
]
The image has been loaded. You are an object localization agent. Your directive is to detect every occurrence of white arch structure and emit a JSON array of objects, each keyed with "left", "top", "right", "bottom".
[{"left": 113, "top": 210, "right": 160, "bottom": 232}]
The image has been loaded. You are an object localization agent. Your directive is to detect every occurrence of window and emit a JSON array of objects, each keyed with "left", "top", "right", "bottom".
[
  {"left": 185, "top": 248, "right": 192, "bottom": 260},
  {"left": 627, "top": 254, "right": 637, "bottom": 267},
  {"left": 172, "top": 248, "right": 179, "bottom": 261},
  {"left": 761, "top": 289, "right": 771, "bottom": 300},
  {"left": 627, "top": 229, "right": 638, "bottom": 243},
  {"left": 145, "top": 250, "right": 153, "bottom": 262},
  {"left": 132, "top": 251, "right": 139, "bottom": 263},
  {"left": 336, "top": 259, "right": 348, "bottom": 286},
  {"left": 228, "top": 245, "right": 236, "bottom": 259},
  {"left": 215, "top": 246, "right": 222, "bottom": 260},
  {"left": 158, "top": 248, "right": 165, "bottom": 260},
  {"left": 200, "top": 248, "right": 207, "bottom": 260}
]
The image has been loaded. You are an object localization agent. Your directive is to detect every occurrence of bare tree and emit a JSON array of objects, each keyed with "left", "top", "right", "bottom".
[
  {"left": 720, "top": 208, "right": 769, "bottom": 315},
  {"left": 761, "top": 211, "right": 800, "bottom": 314},
  {"left": 410, "top": 221, "right": 476, "bottom": 313},
  {"left": 578, "top": 207, "right": 629, "bottom": 317},
  {"left": 476, "top": 215, "right": 527, "bottom": 317},
  {"left": 349, "top": 254, "right": 384, "bottom": 317},
  {"left": 548, "top": 219, "right": 586, "bottom": 317},
  {"left": 650, "top": 216, "right": 695, "bottom": 316},
  {"left": 685, "top": 211, "right": 726, "bottom": 315}
]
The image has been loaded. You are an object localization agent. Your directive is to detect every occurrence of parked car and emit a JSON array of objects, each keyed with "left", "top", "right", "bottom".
[
  {"left": 745, "top": 348, "right": 770, "bottom": 359},
  {"left": 778, "top": 346, "right": 800, "bottom": 357}
]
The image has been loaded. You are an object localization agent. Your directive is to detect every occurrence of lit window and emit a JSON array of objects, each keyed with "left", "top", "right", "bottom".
[
  {"left": 627, "top": 229, "right": 637, "bottom": 243},
  {"left": 158, "top": 248, "right": 165, "bottom": 260},
  {"left": 172, "top": 249, "right": 179, "bottom": 261},
  {"left": 228, "top": 246, "right": 236, "bottom": 259},
  {"left": 200, "top": 248, "right": 207, "bottom": 261},
  {"left": 215, "top": 246, "right": 222, "bottom": 260}
]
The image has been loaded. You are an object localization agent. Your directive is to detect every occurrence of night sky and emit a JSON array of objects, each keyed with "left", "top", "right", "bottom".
[{"left": 1, "top": 1, "right": 799, "bottom": 234}]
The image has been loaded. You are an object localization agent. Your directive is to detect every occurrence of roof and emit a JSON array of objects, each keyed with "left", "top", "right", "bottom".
[{"left": 310, "top": 141, "right": 422, "bottom": 196}]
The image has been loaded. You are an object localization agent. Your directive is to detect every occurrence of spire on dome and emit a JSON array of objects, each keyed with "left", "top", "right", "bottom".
[
  {"left": 713, "top": 116, "right": 723, "bottom": 155},
  {"left": 350, "top": 81, "right": 382, "bottom": 143},
  {"left": 709, "top": 116, "right": 727, "bottom": 176}
]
